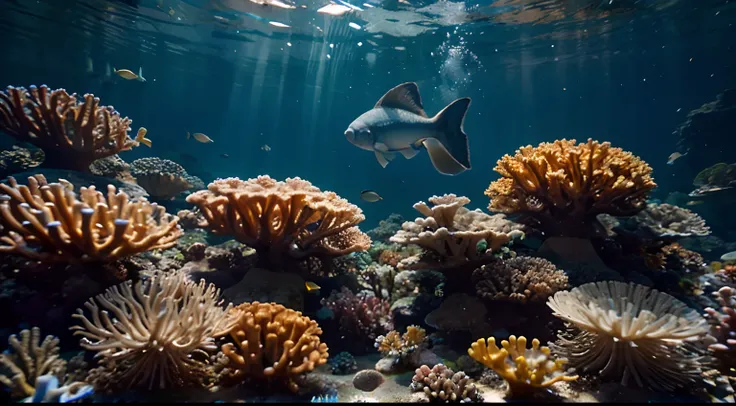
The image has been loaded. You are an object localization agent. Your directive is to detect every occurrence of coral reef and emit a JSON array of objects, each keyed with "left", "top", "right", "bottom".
[
  {"left": 627, "top": 202, "right": 710, "bottom": 238},
  {"left": 468, "top": 335, "right": 577, "bottom": 397},
  {"left": 367, "top": 213, "right": 404, "bottom": 243},
  {"left": 390, "top": 194, "right": 524, "bottom": 270},
  {"left": 0, "top": 327, "right": 65, "bottom": 399},
  {"left": 472, "top": 256, "right": 568, "bottom": 303},
  {"left": 71, "top": 271, "right": 235, "bottom": 390},
  {"left": 375, "top": 325, "right": 427, "bottom": 369},
  {"left": 186, "top": 176, "right": 370, "bottom": 271},
  {"left": 0, "top": 174, "right": 182, "bottom": 263},
  {"left": 0, "top": 85, "right": 141, "bottom": 172},
  {"left": 357, "top": 263, "right": 396, "bottom": 300},
  {"left": 547, "top": 281, "right": 710, "bottom": 391},
  {"left": 485, "top": 139, "right": 656, "bottom": 237},
  {"left": 410, "top": 364, "right": 483, "bottom": 402},
  {"left": 88, "top": 154, "right": 135, "bottom": 183},
  {"left": 320, "top": 287, "right": 393, "bottom": 350},
  {"left": 328, "top": 351, "right": 358, "bottom": 375},
  {"left": 705, "top": 286, "right": 736, "bottom": 371},
  {"left": 219, "top": 302, "right": 329, "bottom": 392},
  {"left": 130, "top": 157, "right": 195, "bottom": 200}
]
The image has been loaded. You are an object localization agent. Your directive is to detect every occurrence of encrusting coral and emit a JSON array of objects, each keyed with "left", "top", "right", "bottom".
[
  {"left": 218, "top": 301, "right": 329, "bottom": 392},
  {"left": 628, "top": 202, "right": 710, "bottom": 238},
  {"left": 0, "top": 327, "right": 66, "bottom": 399},
  {"left": 547, "top": 281, "right": 710, "bottom": 392},
  {"left": 70, "top": 271, "right": 236, "bottom": 390},
  {"left": 389, "top": 194, "right": 524, "bottom": 270},
  {"left": 0, "top": 85, "right": 141, "bottom": 172},
  {"left": 485, "top": 139, "right": 656, "bottom": 237},
  {"left": 0, "top": 174, "right": 182, "bottom": 263},
  {"left": 410, "top": 363, "right": 483, "bottom": 402},
  {"left": 472, "top": 256, "right": 568, "bottom": 303},
  {"left": 185, "top": 175, "right": 370, "bottom": 270},
  {"left": 467, "top": 335, "right": 578, "bottom": 397}
]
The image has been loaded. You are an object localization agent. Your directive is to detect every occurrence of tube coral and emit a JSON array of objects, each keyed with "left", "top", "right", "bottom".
[
  {"left": 0, "top": 174, "right": 182, "bottom": 263},
  {"left": 219, "top": 302, "right": 329, "bottom": 392},
  {"left": 185, "top": 176, "right": 370, "bottom": 270},
  {"left": 70, "top": 271, "right": 235, "bottom": 390},
  {"left": 485, "top": 139, "right": 656, "bottom": 237},
  {"left": 0, "top": 85, "right": 141, "bottom": 172},
  {"left": 546, "top": 281, "right": 709, "bottom": 391}
]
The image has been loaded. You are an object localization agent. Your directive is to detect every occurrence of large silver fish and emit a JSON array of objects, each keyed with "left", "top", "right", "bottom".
[{"left": 344, "top": 82, "right": 471, "bottom": 175}]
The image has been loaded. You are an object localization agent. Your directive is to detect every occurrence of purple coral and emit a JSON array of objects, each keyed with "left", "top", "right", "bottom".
[{"left": 321, "top": 287, "right": 393, "bottom": 348}]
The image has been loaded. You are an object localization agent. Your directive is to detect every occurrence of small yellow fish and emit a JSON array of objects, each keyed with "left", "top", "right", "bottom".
[
  {"left": 305, "top": 281, "right": 321, "bottom": 292},
  {"left": 261, "top": 144, "right": 271, "bottom": 151},
  {"left": 187, "top": 132, "right": 214, "bottom": 143},
  {"left": 135, "top": 127, "right": 152, "bottom": 147}
]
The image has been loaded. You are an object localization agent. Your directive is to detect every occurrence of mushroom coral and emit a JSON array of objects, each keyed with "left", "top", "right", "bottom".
[
  {"left": 0, "top": 174, "right": 182, "bottom": 263},
  {"left": 389, "top": 194, "right": 524, "bottom": 270},
  {"left": 0, "top": 85, "right": 141, "bottom": 172},
  {"left": 219, "top": 302, "right": 329, "bottom": 392},
  {"left": 485, "top": 139, "right": 656, "bottom": 237},
  {"left": 185, "top": 175, "right": 370, "bottom": 269}
]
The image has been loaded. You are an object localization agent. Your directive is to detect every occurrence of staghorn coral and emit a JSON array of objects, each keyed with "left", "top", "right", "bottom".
[
  {"left": 0, "top": 174, "right": 182, "bottom": 263},
  {"left": 0, "top": 327, "right": 66, "bottom": 399},
  {"left": 472, "top": 256, "right": 568, "bottom": 303},
  {"left": 547, "top": 281, "right": 710, "bottom": 391},
  {"left": 0, "top": 85, "right": 141, "bottom": 172},
  {"left": 186, "top": 176, "right": 370, "bottom": 270},
  {"left": 390, "top": 194, "right": 524, "bottom": 270},
  {"left": 410, "top": 364, "right": 483, "bottom": 402},
  {"left": 321, "top": 287, "right": 393, "bottom": 349},
  {"left": 629, "top": 202, "right": 710, "bottom": 237},
  {"left": 70, "top": 271, "right": 235, "bottom": 390},
  {"left": 375, "top": 325, "right": 427, "bottom": 368},
  {"left": 219, "top": 301, "right": 329, "bottom": 392},
  {"left": 486, "top": 139, "right": 656, "bottom": 237},
  {"left": 705, "top": 286, "right": 736, "bottom": 371},
  {"left": 468, "top": 335, "right": 577, "bottom": 397},
  {"left": 130, "top": 157, "right": 194, "bottom": 200}
]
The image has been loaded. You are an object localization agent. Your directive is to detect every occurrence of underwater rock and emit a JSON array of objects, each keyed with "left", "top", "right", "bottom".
[
  {"left": 223, "top": 267, "right": 305, "bottom": 311},
  {"left": 5, "top": 168, "right": 147, "bottom": 199},
  {"left": 353, "top": 369, "right": 385, "bottom": 392},
  {"left": 425, "top": 293, "right": 492, "bottom": 339},
  {"left": 538, "top": 237, "right": 621, "bottom": 286}
]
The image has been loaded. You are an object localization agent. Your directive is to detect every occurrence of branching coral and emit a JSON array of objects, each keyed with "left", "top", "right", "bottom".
[
  {"left": 0, "top": 174, "right": 182, "bottom": 263},
  {"left": 410, "top": 364, "right": 483, "bottom": 403},
  {"left": 185, "top": 176, "right": 370, "bottom": 270},
  {"left": 0, "top": 85, "right": 141, "bottom": 172},
  {"left": 705, "top": 286, "right": 736, "bottom": 370},
  {"left": 389, "top": 194, "right": 524, "bottom": 270},
  {"left": 546, "top": 281, "right": 710, "bottom": 391},
  {"left": 0, "top": 327, "right": 66, "bottom": 399},
  {"left": 375, "top": 325, "right": 427, "bottom": 368},
  {"left": 629, "top": 202, "right": 710, "bottom": 237},
  {"left": 485, "top": 139, "right": 656, "bottom": 237},
  {"left": 468, "top": 335, "right": 577, "bottom": 397},
  {"left": 472, "top": 257, "right": 568, "bottom": 303},
  {"left": 70, "top": 271, "right": 235, "bottom": 390},
  {"left": 321, "top": 287, "right": 393, "bottom": 349},
  {"left": 219, "top": 302, "right": 329, "bottom": 392},
  {"left": 130, "top": 157, "right": 194, "bottom": 200}
]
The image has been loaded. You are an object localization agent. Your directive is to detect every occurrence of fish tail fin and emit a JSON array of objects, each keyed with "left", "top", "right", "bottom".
[
  {"left": 426, "top": 97, "right": 471, "bottom": 175},
  {"left": 186, "top": 132, "right": 191, "bottom": 140},
  {"left": 138, "top": 67, "right": 146, "bottom": 82}
]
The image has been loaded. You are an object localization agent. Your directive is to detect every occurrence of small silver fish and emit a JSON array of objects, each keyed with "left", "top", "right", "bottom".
[
  {"left": 345, "top": 82, "right": 471, "bottom": 175},
  {"left": 261, "top": 144, "right": 271, "bottom": 151},
  {"left": 360, "top": 190, "right": 383, "bottom": 202},
  {"left": 113, "top": 67, "right": 146, "bottom": 82},
  {"left": 187, "top": 132, "right": 214, "bottom": 143},
  {"left": 220, "top": 153, "right": 230, "bottom": 158},
  {"left": 667, "top": 151, "right": 687, "bottom": 165}
]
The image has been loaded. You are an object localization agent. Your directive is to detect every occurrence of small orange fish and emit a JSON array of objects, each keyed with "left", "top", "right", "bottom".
[{"left": 135, "top": 127, "right": 152, "bottom": 147}]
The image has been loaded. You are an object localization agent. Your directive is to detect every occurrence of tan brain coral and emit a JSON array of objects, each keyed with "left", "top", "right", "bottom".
[
  {"left": 0, "top": 85, "right": 141, "bottom": 172},
  {"left": 0, "top": 174, "right": 182, "bottom": 263},
  {"left": 219, "top": 302, "right": 329, "bottom": 392},
  {"left": 485, "top": 139, "right": 656, "bottom": 237},
  {"left": 185, "top": 176, "right": 370, "bottom": 269}
]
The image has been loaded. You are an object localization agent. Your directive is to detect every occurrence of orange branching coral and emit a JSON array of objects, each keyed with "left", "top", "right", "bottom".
[
  {"left": 186, "top": 176, "right": 370, "bottom": 268},
  {"left": 375, "top": 325, "right": 428, "bottom": 368},
  {"left": 0, "top": 85, "right": 141, "bottom": 172},
  {"left": 485, "top": 139, "right": 656, "bottom": 237},
  {"left": 0, "top": 175, "right": 182, "bottom": 263},
  {"left": 468, "top": 335, "right": 578, "bottom": 397},
  {"left": 71, "top": 271, "right": 236, "bottom": 390},
  {"left": 219, "top": 302, "right": 329, "bottom": 392}
]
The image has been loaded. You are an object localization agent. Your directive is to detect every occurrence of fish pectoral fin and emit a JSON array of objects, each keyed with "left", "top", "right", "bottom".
[
  {"left": 422, "top": 138, "right": 468, "bottom": 175},
  {"left": 375, "top": 151, "right": 396, "bottom": 168},
  {"left": 400, "top": 148, "right": 420, "bottom": 159},
  {"left": 374, "top": 82, "right": 428, "bottom": 117},
  {"left": 374, "top": 142, "right": 390, "bottom": 152}
]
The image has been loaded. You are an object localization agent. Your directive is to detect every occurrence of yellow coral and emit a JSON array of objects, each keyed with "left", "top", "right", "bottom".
[
  {"left": 0, "top": 175, "right": 182, "bottom": 263},
  {"left": 485, "top": 139, "right": 656, "bottom": 236},
  {"left": 403, "top": 325, "right": 427, "bottom": 347},
  {"left": 220, "top": 302, "right": 329, "bottom": 392},
  {"left": 468, "top": 335, "right": 577, "bottom": 397}
]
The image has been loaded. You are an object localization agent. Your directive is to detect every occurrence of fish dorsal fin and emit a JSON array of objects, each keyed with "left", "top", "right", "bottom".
[{"left": 374, "top": 82, "right": 427, "bottom": 117}]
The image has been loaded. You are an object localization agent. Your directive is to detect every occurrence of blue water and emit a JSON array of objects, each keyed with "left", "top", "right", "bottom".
[{"left": 0, "top": 0, "right": 734, "bottom": 229}]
